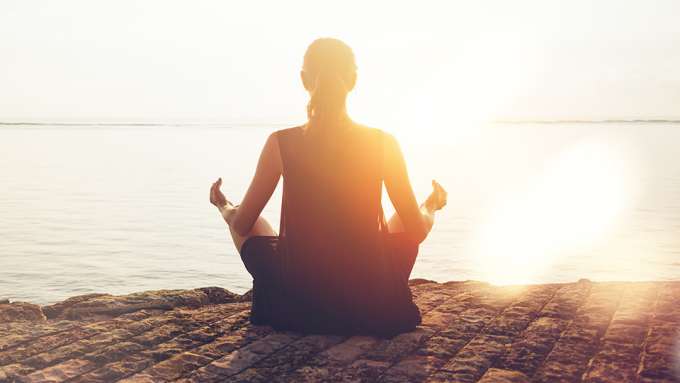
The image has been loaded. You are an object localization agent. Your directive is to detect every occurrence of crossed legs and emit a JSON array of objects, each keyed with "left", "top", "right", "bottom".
[
  {"left": 229, "top": 211, "right": 405, "bottom": 254},
  {"left": 229, "top": 216, "right": 277, "bottom": 253}
]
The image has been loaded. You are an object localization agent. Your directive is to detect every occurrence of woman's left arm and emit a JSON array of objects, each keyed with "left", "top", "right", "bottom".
[{"left": 220, "top": 133, "right": 282, "bottom": 235}]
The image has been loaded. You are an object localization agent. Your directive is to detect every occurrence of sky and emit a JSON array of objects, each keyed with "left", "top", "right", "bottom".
[{"left": 1, "top": 0, "right": 679, "bottom": 124}]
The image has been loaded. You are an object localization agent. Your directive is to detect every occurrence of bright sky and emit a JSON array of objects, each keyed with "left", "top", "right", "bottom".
[{"left": 1, "top": 0, "right": 679, "bottom": 123}]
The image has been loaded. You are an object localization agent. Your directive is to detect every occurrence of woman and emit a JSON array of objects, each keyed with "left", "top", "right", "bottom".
[{"left": 209, "top": 38, "right": 447, "bottom": 337}]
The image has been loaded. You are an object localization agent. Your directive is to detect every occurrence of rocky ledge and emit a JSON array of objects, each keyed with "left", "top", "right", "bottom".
[{"left": 1, "top": 280, "right": 679, "bottom": 383}]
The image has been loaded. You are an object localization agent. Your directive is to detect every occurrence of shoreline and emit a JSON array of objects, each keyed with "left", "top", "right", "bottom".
[
  {"left": 3, "top": 277, "right": 678, "bottom": 308},
  {"left": 1, "top": 279, "right": 679, "bottom": 382}
]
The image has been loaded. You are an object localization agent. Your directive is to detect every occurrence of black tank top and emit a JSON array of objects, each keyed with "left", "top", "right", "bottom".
[{"left": 271, "top": 125, "right": 420, "bottom": 336}]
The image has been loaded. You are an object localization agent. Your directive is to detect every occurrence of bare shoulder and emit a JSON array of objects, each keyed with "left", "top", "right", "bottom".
[
  {"left": 351, "top": 122, "right": 380, "bottom": 134},
  {"left": 269, "top": 125, "right": 305, "bottom": 147},
  {"left": 351, "top": 123, "right": 397, "bottom": 145},
  {"left": 367, "top": 127, "right": 400, "bottom": 152},
  {"left": 273, "top": 125, "right": 304, "bottom": 138}
]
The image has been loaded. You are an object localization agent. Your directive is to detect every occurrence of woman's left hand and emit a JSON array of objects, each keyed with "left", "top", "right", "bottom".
[
  {"left": 424, "top": 180, "right": 447, "bottom": 212},
  {"left": 209, "top": 178, "right": 230, "bottom": 209}
]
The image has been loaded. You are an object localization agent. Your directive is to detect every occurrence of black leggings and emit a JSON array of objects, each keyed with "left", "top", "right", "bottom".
[
  {"left": 240, "top": 232, "right": 419, "bottom": 284},
  {"left": 239, "top": 233, "right": 421, "bottom": 330}
]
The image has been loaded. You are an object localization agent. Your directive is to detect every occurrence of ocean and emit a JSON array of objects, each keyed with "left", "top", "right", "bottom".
[{"left": 1, "top": 122, "right": 679, "bottom": 304}]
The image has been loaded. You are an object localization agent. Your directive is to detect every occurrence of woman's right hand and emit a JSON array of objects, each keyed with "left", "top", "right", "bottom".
[
  {"left": 424, "top": 180, "right": 447, "bottom": 212},
  {"left": 210, "top": 178, "right": 229, "bottom": 209}
]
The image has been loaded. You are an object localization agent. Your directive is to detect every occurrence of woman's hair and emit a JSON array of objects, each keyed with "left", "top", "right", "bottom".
[{"left": 303, "top": 38, "right": 357, "bottom": 125}]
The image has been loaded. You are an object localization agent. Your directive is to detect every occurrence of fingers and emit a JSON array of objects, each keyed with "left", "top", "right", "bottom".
[
  {"left": 209, "top": 178, "right": 221, "bottom": 204},
  {"left": 430, "top": 179, "right": 448, "bottom": 210},
  {"left": 209, "top": 182, "right": 217, "bottom": 203},
  {"left": 209, "top": 177, "right": 233, "bottom": 208},
  {"left": 433, "top": 180, "right": 447, "bottom": 195},
  {"left": 432, "top": 179, "right": 441, "bottom": 191}
]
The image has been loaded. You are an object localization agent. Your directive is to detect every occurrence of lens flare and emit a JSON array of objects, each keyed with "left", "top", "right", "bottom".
[{"left": 474, "top": 138, "right": 632, "bottom": 285}]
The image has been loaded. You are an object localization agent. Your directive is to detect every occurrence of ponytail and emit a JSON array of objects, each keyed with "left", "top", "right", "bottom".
[
  {"left": 302, "top": 38, "right": 357, "bottom": 133},
  {"left": 306, "top": 70, "right": 348, "bottom": 121}
]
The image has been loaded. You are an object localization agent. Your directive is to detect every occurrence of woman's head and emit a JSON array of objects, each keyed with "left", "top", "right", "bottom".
[{"left": 301, "top": 38, "right": 357, "bottom": 123}]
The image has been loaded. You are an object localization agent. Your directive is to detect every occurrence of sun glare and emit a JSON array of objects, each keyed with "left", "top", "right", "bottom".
[
  {"left": 474, "top": 139, "right": 633, "bottom": 285},
  {"left": 380, "top": 34, "right": 541, "bottom": 147}
]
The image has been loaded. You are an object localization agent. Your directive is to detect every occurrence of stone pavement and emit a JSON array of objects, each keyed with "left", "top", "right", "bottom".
[{"left": 1, "top": 280, "right": 678, "bottom": 382}]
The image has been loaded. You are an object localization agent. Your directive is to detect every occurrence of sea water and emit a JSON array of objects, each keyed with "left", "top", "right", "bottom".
[{"left": 1, "top": 122, "right": 679, "bottom": 304}]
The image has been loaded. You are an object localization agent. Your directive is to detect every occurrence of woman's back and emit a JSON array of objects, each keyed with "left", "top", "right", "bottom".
[
  {"left": 272, "top": 125, "right": 420, "bottom": 336},
  {"left": 277, "top": 125, "right": 383, "bottom": 257}
]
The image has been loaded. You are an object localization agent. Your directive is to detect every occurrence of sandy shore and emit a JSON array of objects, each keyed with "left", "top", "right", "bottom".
[{"left": 1, "top": 279, "right": 679, "bottom": 382}]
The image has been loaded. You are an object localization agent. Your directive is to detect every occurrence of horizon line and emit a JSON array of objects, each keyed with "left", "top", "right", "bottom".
[{"left": 1, "top": 119, "right": 680, "bottom": 127}]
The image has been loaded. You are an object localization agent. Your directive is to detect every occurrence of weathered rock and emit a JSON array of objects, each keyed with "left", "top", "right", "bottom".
[
  {"left": 0, "top": 301, "right": 46, "bottom": 322},
  {"left": 478, "top": 368, "right": 530, "bottom": 383},
  {"left": 41, "top": 287, "right": 240, "bottom": 320},
  {"left": 0, "top": 280, "right": 678, "bottom": 382}
]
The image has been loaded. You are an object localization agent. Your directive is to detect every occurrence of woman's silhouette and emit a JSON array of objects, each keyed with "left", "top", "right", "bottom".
[{"left": 210, "top": 38, "right": 447, "bottom": 337}]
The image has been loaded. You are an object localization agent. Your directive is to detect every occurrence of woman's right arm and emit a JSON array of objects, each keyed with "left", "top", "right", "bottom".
[{"left": 383, "top": 133, "right": 441, "bottom": 244}]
